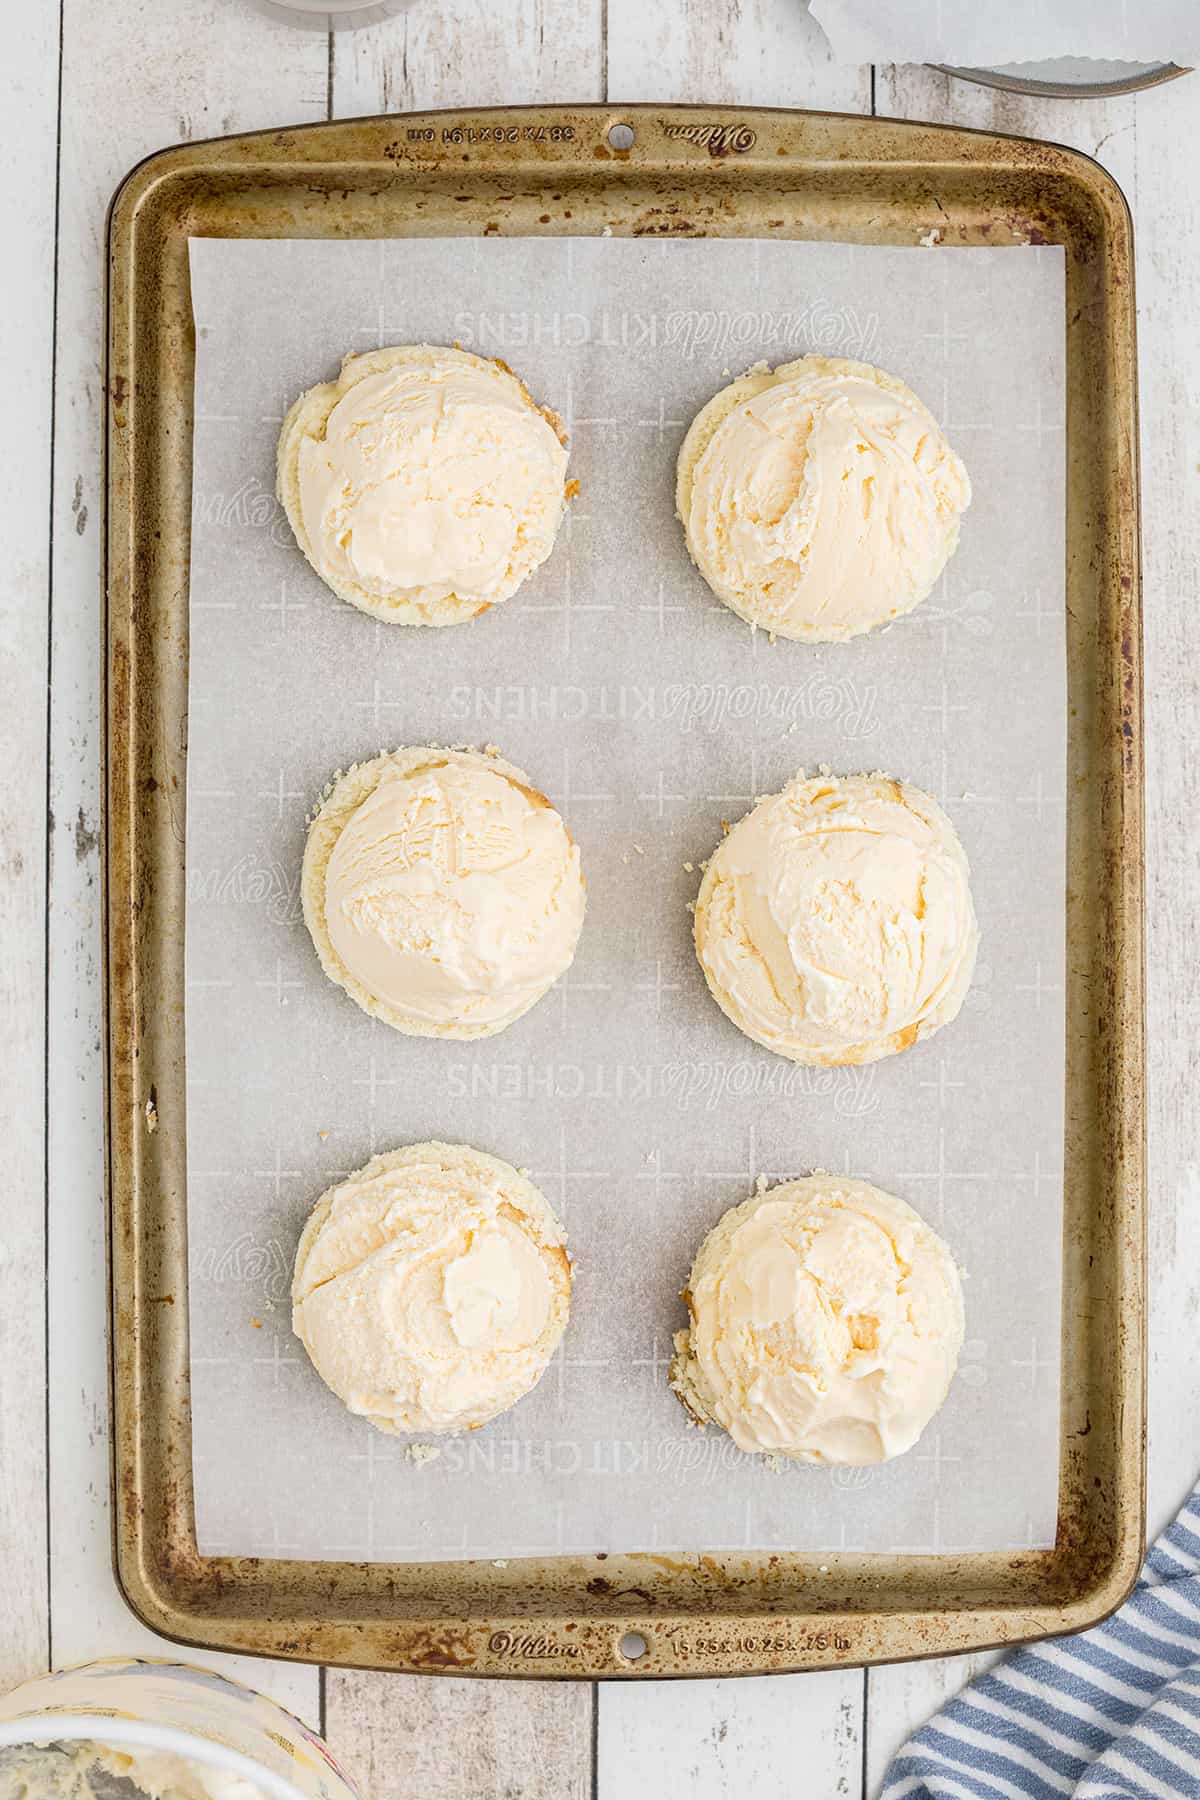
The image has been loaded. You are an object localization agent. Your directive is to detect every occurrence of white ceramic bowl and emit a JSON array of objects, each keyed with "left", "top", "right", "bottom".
[{"left": 0, "top": 1657, "right": 361, "bottom": 1800}]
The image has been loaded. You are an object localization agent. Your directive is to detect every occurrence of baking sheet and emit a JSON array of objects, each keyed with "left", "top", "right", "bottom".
[{"left": 185, "top": 235, "right": 1065, "bottom": 1563}]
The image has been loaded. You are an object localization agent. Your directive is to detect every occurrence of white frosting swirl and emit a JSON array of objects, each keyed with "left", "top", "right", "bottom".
[
  {"left": 671, "top": 1176, "right": 964, "bottom": 1465},
  {"left": 292, "top": 1143, "right": 570, "bottom": 1435},
  {"left": 677, "top": 355, "right": 970, "bottom": 641},
  {"left": 694, "top": 773, "right": 978, "bottom": 1065}
]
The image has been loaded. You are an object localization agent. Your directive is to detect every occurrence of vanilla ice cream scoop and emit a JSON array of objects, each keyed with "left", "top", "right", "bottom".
[
  {"left": 302, "top": 746, "right": 586, "bottom": 1038},
  {"left": 277, "top": 344, "right": 570, "bottom": 626},
  {"left": 671, "top": 1175, "right": 964, "bottom": 1464},
  {"left": 0, "top": 1743, "right": 269, "bottom": 1800},
  {"left": 293, "top": 1142, "right": 571, "bottom": 1435},
  {"left": 694, "top": 772, "right": 978, "bottom": 1065},
  {"left": 676, "top": 355, "right": 970, "bottom": 641}
]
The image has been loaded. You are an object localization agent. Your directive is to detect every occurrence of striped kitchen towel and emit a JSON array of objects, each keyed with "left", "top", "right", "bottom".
[{"left": 884, "top": 1483, "right": 1200, "bottom": 1798}]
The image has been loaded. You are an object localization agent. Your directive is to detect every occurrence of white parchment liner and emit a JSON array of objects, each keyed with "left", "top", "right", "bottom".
[{"left": 185, "top": 236, "right": 1065, "bottom": 1561}]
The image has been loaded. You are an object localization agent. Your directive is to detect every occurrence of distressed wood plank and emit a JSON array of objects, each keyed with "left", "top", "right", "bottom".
[
  {"left": 606, "top": 0, "right": 869, "bottom": 109},
  {"left": 600, "top": 1671, "right": 864, "bottom": 1798},
  {"left": 326, "top": 1673, "right": 592, "bottom": 1800},
  {"left": 48, "top": 0, "right": 327, "bottom": 1719},
  {"left": 0, "top": 0, "right": 58, "bottom": 1697},
  {"left": 322, "top": 3, "right": 603, "bottom": 1784},
  {"left": 331, "top": 0, "right": 604, "bottom": 118}
]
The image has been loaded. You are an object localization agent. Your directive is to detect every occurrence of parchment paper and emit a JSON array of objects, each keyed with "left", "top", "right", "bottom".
[{"left": 186, "top": 235, "right": 1065, "bottom": 1561}]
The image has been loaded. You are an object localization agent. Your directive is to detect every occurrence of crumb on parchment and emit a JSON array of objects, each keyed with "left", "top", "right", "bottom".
[{"left": 407, "top": 1443, "right": 441, "bottom": 1468}]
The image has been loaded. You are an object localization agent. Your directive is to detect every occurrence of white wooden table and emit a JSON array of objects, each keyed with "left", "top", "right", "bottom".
[{"left": 3, "top": 5, "right": 1198, "bottom": 1793}]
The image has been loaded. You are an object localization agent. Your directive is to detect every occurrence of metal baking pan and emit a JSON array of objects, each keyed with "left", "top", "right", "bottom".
[
  {"left": 934, "top": 61, "right": 1190, "bottom": 98},
  {"left": 105, "top": 104, "right": 1144, "bottom": 1678}
]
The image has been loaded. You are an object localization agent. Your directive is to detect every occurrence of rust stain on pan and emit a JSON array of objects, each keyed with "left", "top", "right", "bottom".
[{"left": 105, "top": 104, "right": 1144, "bottom": 1679}]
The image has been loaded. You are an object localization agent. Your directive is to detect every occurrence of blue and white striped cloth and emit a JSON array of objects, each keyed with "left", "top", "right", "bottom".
[{"left": 884, "top": 1484, "right": 1200, "bottom": 1799}]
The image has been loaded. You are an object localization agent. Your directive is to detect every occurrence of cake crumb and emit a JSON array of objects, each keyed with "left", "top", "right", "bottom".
[
  {"left": 764, "top": 1454, "right": 784, "bottom": 1474},
  {"left": 493, "top": 1558, "right": 509, "bottom": 1567},
  {"left": 317, "top": 1128, "right": 330, "bottom": 1141},
  {"left": 683, "top": 861, "right": 694, "bottom": 873},
  {"left": 600, "top": 225, "right": 613, "bottom": 238},
  {"left": 919, "top": 227, "right": 942, "bottom": 247},
  {"left": 250, "top": 1317, "right": 262, "bottom": 1330},
  {"left": 483, "top": 743, "right": 502, "bottom": 759},
  {"left": 632, "top": 843, "right": 645, "bottom": 856},
  {"left": 144, "top": 1096, "right": 158, "bottom": 1133},
  {"left": 819, "top": 1563, "right": 830, "bottom": 1574},
  {"left": 407, "top": 1443, "right": 441, "bottom": 1468}
]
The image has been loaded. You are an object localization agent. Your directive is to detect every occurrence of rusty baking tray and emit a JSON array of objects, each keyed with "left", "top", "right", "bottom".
[{"left": 105, "top": 104, "right": 1144, "bottom": 1677}]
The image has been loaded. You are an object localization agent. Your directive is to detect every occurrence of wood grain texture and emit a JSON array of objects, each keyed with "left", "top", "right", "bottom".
[
  {"left": 326, "top": 1673, "right": 592, "bottom": 1800},
  {"left": 0, "top": 1, "right": 57, "bottom": 1695},
  {"left": 331, "top": 0, "right": 604, "bottom": 118},
  {"left": 606, "top": 0, "right": 869, "bottom": 109},
  {"left": 599, "top": 1670, "right": 864, "bottom": 1797},
  {"left": 46, "top": 0, "right": 327, "bottom": 1719}
]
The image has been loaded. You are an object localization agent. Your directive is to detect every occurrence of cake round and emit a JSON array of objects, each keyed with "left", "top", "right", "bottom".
[
  {"left": 302, "top": 746, "right": 586, "bottom": 1039},
  {"left": 670, "top": 1175, "right": 964, "bottom": 1465},
  {"left": 676, "top": 354, "right": 971, "bottom": 641},
  {"left": 277, "top": 344, "right": 570, "bottom": 625},
  {"left": 693, "top": 772, "right": 978, "bottom": 1066},
  {"left": 292, "top": 1142, "right": 571, "bottom": 1435}
]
